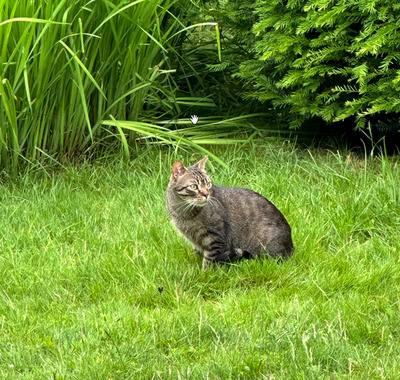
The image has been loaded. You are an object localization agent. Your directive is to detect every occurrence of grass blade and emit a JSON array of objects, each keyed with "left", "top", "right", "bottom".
[
  {"left": 59, "top": 40, "right": 106, "bottom": 100},
  {"left": 102, "top": 119, "right": 227, "bottom": 167}
]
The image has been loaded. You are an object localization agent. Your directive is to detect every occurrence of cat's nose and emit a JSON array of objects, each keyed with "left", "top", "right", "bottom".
[{"left": 199, "top": 189, "right": 209, "bottom": 199}]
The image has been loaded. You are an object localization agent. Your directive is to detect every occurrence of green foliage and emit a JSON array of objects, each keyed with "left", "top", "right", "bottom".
[
  {"left": 201, "top": 0, "right": 400, "bottom": 131},
  {"left": 0, "top": 0, "right": 264, "bottom": 174},
  {"left": 0, "top": 0, "right": 192, "bottom": 174},
  {"left": 172, "top": 1, "right": 265, "bottom": 117}
]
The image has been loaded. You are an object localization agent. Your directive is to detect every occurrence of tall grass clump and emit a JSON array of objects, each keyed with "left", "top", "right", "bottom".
[{"left": 0, "top": 0, "right": 193, "bottom": 174}]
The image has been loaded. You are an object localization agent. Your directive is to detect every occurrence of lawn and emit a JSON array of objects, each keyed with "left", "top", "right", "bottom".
[{"left": 0, "top": 143, "right": 399, "bottom": 379}]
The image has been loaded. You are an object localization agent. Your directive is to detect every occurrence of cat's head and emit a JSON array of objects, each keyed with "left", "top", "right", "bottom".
[{"left": 169, "top": 156, "right": 212, "bottom": 207}]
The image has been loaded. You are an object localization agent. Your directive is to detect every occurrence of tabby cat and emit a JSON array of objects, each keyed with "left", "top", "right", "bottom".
[{"left": 166, "top": 156, "right": 294, "bottom": 269}]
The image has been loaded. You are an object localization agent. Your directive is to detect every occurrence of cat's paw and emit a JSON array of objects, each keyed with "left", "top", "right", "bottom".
[
  {"left": 202, "top": 257, "right": 213, "bottom": 270},
  {"left": 234, "top": 248, "right": 244, "bottom": 258},
  {"left": 235, "top": 248, "right": 254, "bottom": 259}
]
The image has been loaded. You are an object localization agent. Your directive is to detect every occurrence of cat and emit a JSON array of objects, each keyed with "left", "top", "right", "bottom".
[{"left": 166, "top": 155, "right": 294, "bottom": 269}]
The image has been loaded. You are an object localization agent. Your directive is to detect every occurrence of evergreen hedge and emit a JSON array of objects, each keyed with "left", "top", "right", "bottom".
[{"left": 204, "top": 0, "right": 400, "bottom": 130}]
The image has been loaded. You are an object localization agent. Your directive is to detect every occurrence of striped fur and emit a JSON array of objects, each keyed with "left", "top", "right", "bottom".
[{"left": 166, "top": 156, "right": 294, "bottom": 269}]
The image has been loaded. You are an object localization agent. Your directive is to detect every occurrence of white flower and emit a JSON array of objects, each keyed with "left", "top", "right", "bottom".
[{"left": 190, "top": 115, "right": 199, "bottom": 124}]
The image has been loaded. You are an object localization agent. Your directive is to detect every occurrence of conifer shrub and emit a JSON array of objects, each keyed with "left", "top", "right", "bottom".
[{"left": 202, "top": 0, "right": 400, "bottom": 131}]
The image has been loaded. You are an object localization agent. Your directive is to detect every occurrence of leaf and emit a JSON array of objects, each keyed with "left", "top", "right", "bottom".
[
  {"left": 0, "top": 17, "right": 69, "bottom": 27},
  {"left": 59, "top": 40, "right": 107, "bottom": 100}
]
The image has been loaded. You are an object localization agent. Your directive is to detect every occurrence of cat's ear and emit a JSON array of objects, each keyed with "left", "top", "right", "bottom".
[
  {"left": 193, "top": 155, "right": 208, "bottom": 172},
  {"left": 172, "top": 160, "right": 188, "bottom": 179}
]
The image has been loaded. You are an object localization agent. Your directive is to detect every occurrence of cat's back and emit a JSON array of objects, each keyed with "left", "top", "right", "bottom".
[
  {"left": 210, "top": 184, "right": 293, "bottom": 257},
  {"left": 211, "top": 185, "right": 288, "bottom": 225}
]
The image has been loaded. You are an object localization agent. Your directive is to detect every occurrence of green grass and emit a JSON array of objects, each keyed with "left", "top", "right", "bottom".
[{"left": 0, "top": 143, "right": 400, "bottom": 379}]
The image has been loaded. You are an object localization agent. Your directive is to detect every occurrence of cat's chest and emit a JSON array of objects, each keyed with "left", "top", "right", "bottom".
[
  {"left": 171, "top": 214, "right": 212, "bottom": 248},
  {"left": 171, "top": 215, "right": 205, "bottom": 236}
]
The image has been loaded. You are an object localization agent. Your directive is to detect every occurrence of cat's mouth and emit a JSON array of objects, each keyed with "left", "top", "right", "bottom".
[{"left": 191, "top": 197, "right": 209, "bottom": 207}]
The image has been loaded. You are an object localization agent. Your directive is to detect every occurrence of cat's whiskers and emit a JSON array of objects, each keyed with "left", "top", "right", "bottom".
[
  {"left": 175, "top": 200, "right": 192, "bottom": 213},
  {"left": 174, "top": 199, "right": 199, "bottom": 214},
  {"left": 208, "top": 196, "right": 218, "bottom": 207}
]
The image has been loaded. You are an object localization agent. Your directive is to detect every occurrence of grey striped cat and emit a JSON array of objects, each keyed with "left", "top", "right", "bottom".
[{"left": 166, "top": 156, "right": 294, "bottom": 269}]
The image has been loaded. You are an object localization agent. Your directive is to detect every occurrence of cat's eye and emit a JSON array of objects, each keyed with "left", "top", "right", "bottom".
[
  {"left": 189, "top": 184, "right": 198, "bottom": 190},
  {"left": 206, "top": 182, "right": 212, "bottom": 189}
]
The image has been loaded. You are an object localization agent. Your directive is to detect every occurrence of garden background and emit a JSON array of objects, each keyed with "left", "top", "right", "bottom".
[{"left": 1, "top": 1, "right": 400, "bottom": 378}]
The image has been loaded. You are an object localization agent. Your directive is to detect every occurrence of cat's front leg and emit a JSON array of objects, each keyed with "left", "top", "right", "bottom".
[
  {"left": 202, "top": 256, "right": 213, "bottom": 270},
  {"left": 202, "top": 247, "right": 241, "bottom": 270},
  {"left": 193, "top": 246, "right": 203, "bottom": 257}
]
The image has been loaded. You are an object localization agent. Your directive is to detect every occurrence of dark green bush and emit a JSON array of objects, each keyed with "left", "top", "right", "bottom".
[
  {"left": 171, "top": 1, "right": 260, "bottom": 117},
  {"left": 202, "top": 0, "right": 400, "bottom": 131}
]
